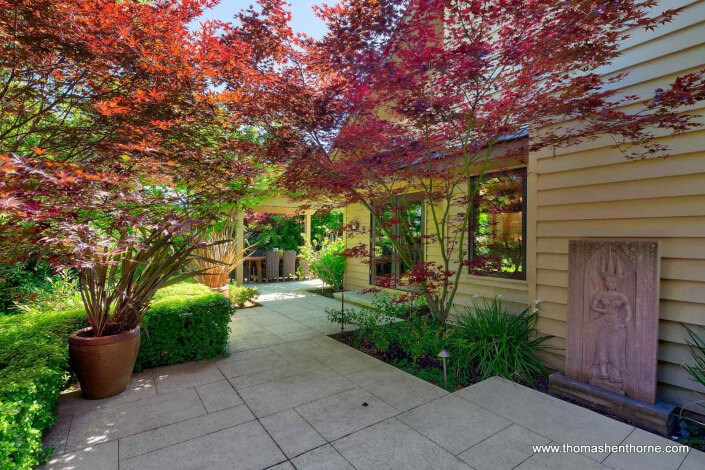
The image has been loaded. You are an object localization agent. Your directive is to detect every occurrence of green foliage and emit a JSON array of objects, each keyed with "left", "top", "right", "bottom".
[
  {"left": 12, "top": 271, "right": 81, "bottom": 316},
  {"left": 369, "top": 313, "right": 446, "bottom": 365},
  {"left": 247, "top": 214, "right": 304, "bottom": 252},
  {"left": 0, "top": 261, "right": 57, "bottom": 315},
  {"left": 450, "top": 298, "right": 552, "bottom": 386},
  {"left": 325, "top": 305, "right": 394, "bottom": 340},
  {"left": 134, "top": 284, "right": 234, "bottom": 371},
  {"left": 0, "top": 306, "right": 87, "bottom": 469},
  {"left": 228, "top": 284, "right": 260, "bottom": 307},
  {"left": 302, "top": 238, "right": 345, "bottom": 290},
  {"left": 151, "top": 280, "right": 208, "bottom": 303},
  {"left": 311, "top": 210, "right": 343, "bottom": 243},
  {"left": 329, "top": 293, "right": 550, "bottom": 390},
  {"left": 683, "top": 324, "right": 705, "bottom": 390},
  {"left": 367, "top": 293, "right": 428, "bottom": 319}
]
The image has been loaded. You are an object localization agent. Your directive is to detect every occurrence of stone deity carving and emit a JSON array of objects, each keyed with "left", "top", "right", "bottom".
[
  {"left": 566, "top": 240, "right": 659, "bottom": 404},
  {"left": 590, "top": 248, "right": 631, "bottom": 388}
]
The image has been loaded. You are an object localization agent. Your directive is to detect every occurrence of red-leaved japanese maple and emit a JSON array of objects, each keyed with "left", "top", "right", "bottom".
[
  {"left": 0, "top": 0, "right": 292, "bottom": 335},
  {"left": 252, "top": 0, "right": 705, "bottom": 323}
]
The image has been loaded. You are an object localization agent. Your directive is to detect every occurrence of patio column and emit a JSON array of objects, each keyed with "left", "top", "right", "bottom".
[
  {"left": 235, "top": 209, "right": 245, "bottom": 285},
  {"left": 304, "top": 212, "right": 312, "bottom": 246}
]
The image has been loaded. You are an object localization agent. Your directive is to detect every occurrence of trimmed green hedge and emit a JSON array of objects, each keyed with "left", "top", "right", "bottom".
[
  {"left": 0, "top": 281, "right": 234, "bottom": 469},
  {"left": 134, "top": 286, "right": 234, "bottom": 371},
  {"left": 0, "top": 307, "right": 87, "bottom": 469}
]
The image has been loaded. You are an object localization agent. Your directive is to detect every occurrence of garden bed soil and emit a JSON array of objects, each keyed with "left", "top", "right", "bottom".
[
  {"left": 306, "top": 287, "right": 336, "bottom": 298},
  {"left": 328, "top": 331, "right": 705, "bottom": 451}
]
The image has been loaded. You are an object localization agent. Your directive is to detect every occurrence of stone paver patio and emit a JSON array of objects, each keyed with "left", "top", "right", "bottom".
[{"left": 42, "top": 281, "right": 705, "bottom": 470}]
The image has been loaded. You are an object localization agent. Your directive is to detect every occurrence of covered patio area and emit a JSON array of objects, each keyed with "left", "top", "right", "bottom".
[
  {"left": 42, "top": 281, "right": 704, "bottom": 470},
  {"left": 234, "top": 195, "right": 321, "bottom": 285}
]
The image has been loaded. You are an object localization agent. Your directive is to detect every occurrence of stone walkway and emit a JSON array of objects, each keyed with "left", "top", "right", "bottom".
[{"left": 42, "top": 281, "right": 705, "bottom": 470}]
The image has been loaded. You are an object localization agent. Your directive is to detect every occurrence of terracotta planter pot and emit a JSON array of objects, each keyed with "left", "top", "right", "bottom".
[{"left": 69, "top": 326, "right": 141, "bottom": 399}]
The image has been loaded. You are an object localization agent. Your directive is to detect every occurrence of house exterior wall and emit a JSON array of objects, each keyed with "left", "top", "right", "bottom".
[
  {"left": 342, "top": 0, "right": 705, "bottom": 406},
  {"left": 529, "top": 0, "right": 705, "bottom": 406}
]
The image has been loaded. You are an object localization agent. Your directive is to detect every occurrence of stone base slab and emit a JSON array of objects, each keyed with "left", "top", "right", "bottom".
[{"left": 549, "top": 373, "right": 676, "bottom": 435}]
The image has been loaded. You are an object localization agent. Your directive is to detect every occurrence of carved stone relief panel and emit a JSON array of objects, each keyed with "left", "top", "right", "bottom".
[{"left": 566, "top": 240, "right": 660, "bottom": 404}]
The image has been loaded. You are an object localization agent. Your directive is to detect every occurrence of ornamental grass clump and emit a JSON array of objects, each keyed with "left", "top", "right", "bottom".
[
  {"left": 450, "top": 297, "right": 553, "bottom": 386},
  {"left": 192, "top": 214, "right": 246, "bottom": 290},
  {"left": 78, "top": 227, "right": 219, "bottom": 337},
  {"left": 683, "top": 324, "right": 705, "bottom": 391}
]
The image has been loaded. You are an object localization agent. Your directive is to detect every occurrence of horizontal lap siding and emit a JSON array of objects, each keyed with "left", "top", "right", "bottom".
[
  {"left": 530, "top": 2, "right": 705, "bottom": 406},
  {"left": 344, "top": 203, "right": 372, "bottom": 291}
]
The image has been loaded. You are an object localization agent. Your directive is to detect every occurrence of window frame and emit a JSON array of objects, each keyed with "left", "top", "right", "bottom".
[
  {"left": 467, "top": 168, "right": 528, "bottom": 280},
  {"left": 369, "top": 193, "right": 425, "bottom": 288}
]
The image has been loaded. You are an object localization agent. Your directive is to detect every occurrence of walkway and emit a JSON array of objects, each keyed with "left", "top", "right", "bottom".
[{"left": 42, "top": 281, "right": 705, "bottom": 469}]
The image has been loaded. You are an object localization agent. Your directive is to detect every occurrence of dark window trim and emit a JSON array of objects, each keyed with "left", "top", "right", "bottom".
[
  {"left": 467, "top": 168, "right": 527, "bottom": 280},
  {"left": 369, "top": 193, "right": 425, "bottom": 288}
]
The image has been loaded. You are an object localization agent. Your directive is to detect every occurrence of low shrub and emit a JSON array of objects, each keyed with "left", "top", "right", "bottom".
[
  {"left": 228, "top": 284, "right": 260, "bottom": 307},
  {"left": 301, "top": 238, "right": 345, "bottom": 290},
  {"left": 151, "top": 280, "right": 210, "bottom": 302},
  {"left": 12, "top": 271, "right": 81, "bottom": 316},
  {"left": 0, "top": 307, "right": 87, "bottom": 469},
  {"left": 450, "top": 298, "right": 553, "bottom": 386},
  {"left": 0, "top": 261, "right": 66, "bottom": 315},
  {"left": 369, "top": 313, "right": 446, "bottom": 365},
  {"left": 329, "top": 293, "right": 551, "bottom": 390},
  {"left": 135, "top": 284, "right": 234, "bottom": 371}
]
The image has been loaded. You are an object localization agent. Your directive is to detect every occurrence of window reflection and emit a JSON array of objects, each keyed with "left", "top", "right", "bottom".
[{"left": 469, "top": 169, "right": 526, "bottom": 279}]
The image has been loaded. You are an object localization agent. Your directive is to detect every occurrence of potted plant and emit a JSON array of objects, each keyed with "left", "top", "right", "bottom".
[
  {"left": 69, "top": 227, "right": 212, "bottom": 399},
  {"left": 191, "top": 210, "right": 247, "bottom": 291}
]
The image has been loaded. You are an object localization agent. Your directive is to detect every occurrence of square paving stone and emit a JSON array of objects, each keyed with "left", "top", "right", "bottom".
[
  {"left": 333, "top": 418, "right": 470, "bottom": 470},
  {"left": 43, "top": 414, "right": 72, "bottom": 454},
  {"left": 118, "top": 404, "right": 254, "bottom": 460},
  {"left": 458, "top": 424, "right": 550, "bottom": 470},
  {"left": 260, "top": 409, "right": 326, "bottom": 458},
  {"left": 57, "top": 371, "right": 156, "bottom": 416},
  {"left": 238, "top": 368, "right": 355, "bottom": 417},
  {"left": 195, "top": 380, "right": 243, "bottom": 412},
  {"left": 398, "top": 394, "right": 511, "bottom": 455},
  {"left": 269, "top": 462, "right": 296, "bottom": 470},
  {"left": 515, "top": 447, "right": 611, "bottom": 470},
  {"left": 120, "top": 420, "right": 286, "bottom": 470},
  {"left": 346, "top": 364, "right": 448, "bottom": 411},
  {"left": 65, "top": 388, "right": 206, "bottom": 451},
  {"left": 602, "top": 428, "right": 688, "bottom": 470},
  {"left": 230, "top": 330, "right": 286, "bottom": 352},
  {"left": 455, "top": 376, "right": 633, "bottom": 461},
  {"left": 39, "top": 441, "right": 118, "bottom": 470},
  {"left": 217, "top": 350, "right": 290, "bottom": 378},
  {"left": 319, "top": 349, "right": 386, "bottom": 375},
  {"left": 249, "top": 311, "right": 295, "bottom": 325},
  {"left": 291, "top": 445, "right": 355, "bottom": 470},
  {"left": 681, "top": 448, "right": 705, "bottom": 470},
  {"left": 279, "top": 328, "right": 322, "bottom": 341},
  {"left": 153, "top": 360, "right": 225, "bottom": 395},
  {"left": 228, "top": 361, "right": 323, "bottom": 389},
  {"left": 296, "top": 387, "right": 399, "bottom": 441},
  {"left": 267, "top": 340, "right": 340, "bottom": 362}
]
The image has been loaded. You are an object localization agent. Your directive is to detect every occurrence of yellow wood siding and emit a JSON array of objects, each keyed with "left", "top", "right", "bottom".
[
  {"left": 529, "top": 1, "right": 705, "bottom": 406},
  {"left": 343, "top": 0, "right": 705, "bottom": 406}
]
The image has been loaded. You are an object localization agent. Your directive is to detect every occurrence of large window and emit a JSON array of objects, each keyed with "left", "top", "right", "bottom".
[
  {"left": 468, "top": 169, "right": 526, "bottom": 279},
  {"left": 370, "top": 194, "right": 424, "bottom": 288}
]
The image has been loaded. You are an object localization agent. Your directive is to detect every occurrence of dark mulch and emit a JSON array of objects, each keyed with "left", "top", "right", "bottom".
[{"left": 306, "top": 287, "right": 336, "bottom": 299}]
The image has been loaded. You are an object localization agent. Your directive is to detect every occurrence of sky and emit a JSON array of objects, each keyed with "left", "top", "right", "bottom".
[{"left": 190, "top": 0, "right": 331, "bottom": 39}]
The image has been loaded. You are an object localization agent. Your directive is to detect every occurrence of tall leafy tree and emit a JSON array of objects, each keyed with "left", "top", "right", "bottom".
[
  {"left": 0, "top": 0, "right": 293, "bottom": 333},
  {"left": 248, "top": 0, "right": 705, "bottom": 323}
]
